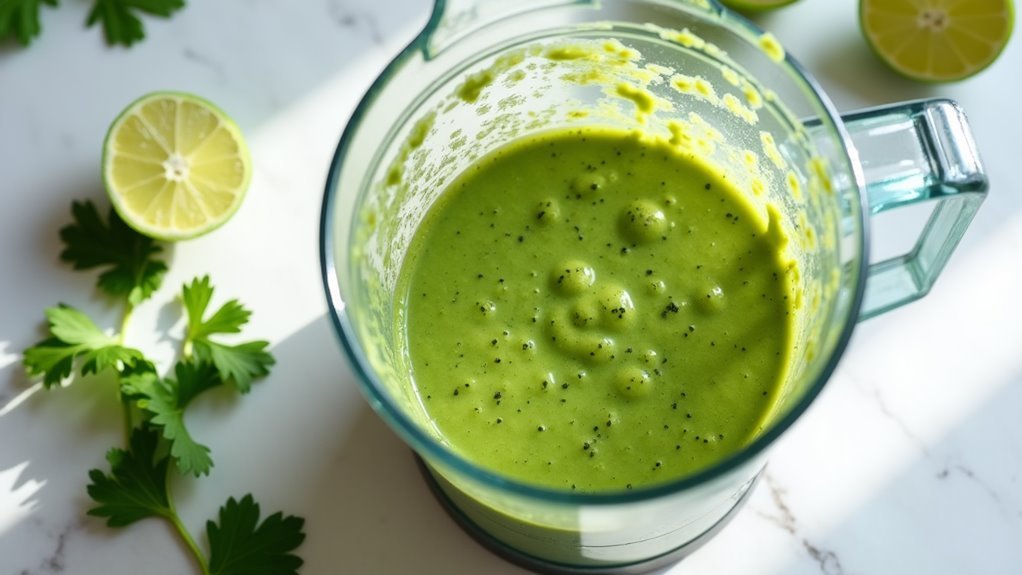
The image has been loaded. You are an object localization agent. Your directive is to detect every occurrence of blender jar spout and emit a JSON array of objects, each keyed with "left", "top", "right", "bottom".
[{"left": 423, "top": 0, "right": 594, "bottom": 58}]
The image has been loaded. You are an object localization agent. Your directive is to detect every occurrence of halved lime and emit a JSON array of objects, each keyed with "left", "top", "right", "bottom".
[
  {"left": 860, "top": 0, "right": 1014, "bottom": 82},
  {"left": 103, "top": 92, "right": 253, "bottom": 241},
  {"left": 720, "top": 0, "right": 800, "bottom": 12}
]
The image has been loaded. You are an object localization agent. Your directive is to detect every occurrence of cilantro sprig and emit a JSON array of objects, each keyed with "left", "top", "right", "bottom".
[
  {"left": 23, "top": 200, "right": 305, "bottom": 573},
  {"left": 88, "top": 429, "right": 305, "bottom": 575},
  {"left": 1, "top": 0, "right": 186, "bottom": 47}
]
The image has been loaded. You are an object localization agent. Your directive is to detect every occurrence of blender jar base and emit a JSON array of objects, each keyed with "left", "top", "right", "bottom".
[{"left": 414, "top": 455, "right": 760, "bottom": 574}]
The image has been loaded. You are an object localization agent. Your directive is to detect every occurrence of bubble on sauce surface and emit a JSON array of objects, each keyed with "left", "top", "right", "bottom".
[
  {"left": 476, "top": 299, "right": 498, "bottom": 317},
  {"left": 571, "top": 297, "right": 600, "bottom": 327},
  {"left": 615, "top": 366, "right": 652, "bottom": 398},
  {"left": 595, "top": 284, "right": 635, "bottom": 329},
  {"left": 572, "top": 173, "right": 607, "bottom": 196},
  {"left": 548, "top": 309, "right": 616, "bottom": 363},
  {"left": 586, "top": 337, "right": 617, "bottom": 364},
  {"left": 695, "top": 284, "right": 726, "bottom": 314},
  {"left": 536, "top": 198, "right": 561, "bottom": 225},
  {"left": 620, "top": 200, "right": 668, "bottom": 244},
  {"left": 541, "top": 372, "right": 558, "bottom": 390},
  {"left": 639, "top": 349, "right": 659, "bottom": 366},
  {"left": 695, "top": 432, "right": 723, "bottom": 446},
  {"left": 552, "top": 260, "right": 596, "bottom": 295}
]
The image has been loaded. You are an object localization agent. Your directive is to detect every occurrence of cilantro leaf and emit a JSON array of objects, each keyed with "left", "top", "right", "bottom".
[
  {"left": 124, "top": 360, "right": 221, "bottom": 476},
  {"left": 194, "top": 340, "right": 273, "bottom": 394},
  {"left": 87, "top": 427, "right": 173, "bottom": 527},
  {"left": 117, "top": 358, "right": 160, "bottom": 398},
  {"left": 183, "top": 276, "right": 250, "bottom": 338},
  {"left": 86, "top": 0, "right": 185, "bottom": 47},
  {"left": 59, "top": 200, "right": 167, "bottom": 305},
  {"left": 23, "top": 304, "right": 144, "bottom": 387},
  {"left": 183, "top": 276, "right": 275, "bottom": 393},
  {"left": 207, "top": 495, "right": 306, "bottom": 575},
  {"left": 0, "top": 0, "right": 58, "bottom": 46}
]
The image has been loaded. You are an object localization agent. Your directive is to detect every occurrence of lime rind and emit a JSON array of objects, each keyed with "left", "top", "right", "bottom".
[
  {"left": 720, "top": 0, "right": 800, "bottom": 12},
  {"left": 102, "top": 91, "right": 252, "bottom": 241}
]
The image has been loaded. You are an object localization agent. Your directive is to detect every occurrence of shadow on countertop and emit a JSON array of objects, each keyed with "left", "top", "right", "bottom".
[{"left": 255, "top": 314, "right": 534, "bottom": 575}]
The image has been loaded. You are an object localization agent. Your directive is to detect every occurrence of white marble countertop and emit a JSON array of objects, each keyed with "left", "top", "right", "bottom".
[{"left": 1, "top": 1, "right": 1020, "bottom": 573}]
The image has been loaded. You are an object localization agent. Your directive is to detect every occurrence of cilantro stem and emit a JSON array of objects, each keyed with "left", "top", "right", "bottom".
[
  {"left": 167, "top": 495, "right": 211, "bottom": 575},
  {"left": 118, "top": 303, "right": 136, "bottom": 446},
  {"left": 121, "top": 398, "right": 134, "bottom": 446},
  {"left": 119, "top": 303, "right": 134, "bottom": 346}
]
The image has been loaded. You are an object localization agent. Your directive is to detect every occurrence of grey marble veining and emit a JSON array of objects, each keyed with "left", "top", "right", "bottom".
[
  {"left": 328, "top": 0, "right": 384, "bottom": 45},
  {"left": 757, "top": 473, "right": 845, "bottom": 575}
]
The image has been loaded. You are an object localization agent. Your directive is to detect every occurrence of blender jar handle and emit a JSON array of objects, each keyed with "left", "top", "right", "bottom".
[{"left": 841, "top": 99, "right": 988, "bottom": 321}]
